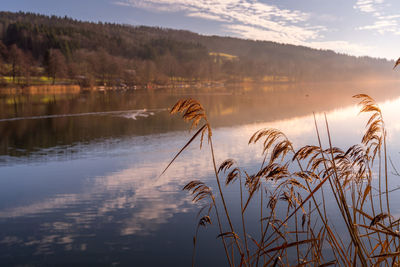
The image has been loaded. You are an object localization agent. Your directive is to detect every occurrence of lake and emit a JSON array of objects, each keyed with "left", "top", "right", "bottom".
[{"left": 1, "top": 81, "right": 400, "bottom": 266}]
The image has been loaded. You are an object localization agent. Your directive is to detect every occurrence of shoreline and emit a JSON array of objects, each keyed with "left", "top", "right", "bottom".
[{"left": 0, "top": 77, "right": 399, "bottom": 95}]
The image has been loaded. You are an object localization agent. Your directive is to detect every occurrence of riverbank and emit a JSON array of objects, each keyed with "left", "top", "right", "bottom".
[
  {"left": 1, "top": 76, "right": 399, "bottom": 96},
  {"left": 0, "top": 81, "right": 227, "bottom": 95}
]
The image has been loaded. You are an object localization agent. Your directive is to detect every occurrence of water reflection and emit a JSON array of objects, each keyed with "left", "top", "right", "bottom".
[
  {"left": 0, "top": 108, "right": 160, "bottom": 122},
  {"left": 1, "top": 81, "right": 400, "bottom": 159},
  {"left": 1, "top": 83, "right": 400, "bottom": 265}
]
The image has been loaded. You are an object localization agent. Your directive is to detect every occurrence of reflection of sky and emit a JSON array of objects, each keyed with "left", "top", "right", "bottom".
[{"left": 1, "top": 95, "right": 400, "bottom": 264}]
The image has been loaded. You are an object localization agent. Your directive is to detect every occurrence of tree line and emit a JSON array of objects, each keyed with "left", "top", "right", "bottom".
[{"left": 0, "top": 11, "right": 397, "bottom": 88}]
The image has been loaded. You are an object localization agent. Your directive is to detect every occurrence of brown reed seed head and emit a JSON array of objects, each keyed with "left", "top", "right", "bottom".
[
  {"left": 353, "top": 94, "right": 384, "bottom": 162},
  {"left": 183, "top": 180, "right": 213, "bottom": 203},
  {"left": 249, "top": 129, "right": 293, "bottom": 160},
  {"left": 198, "top": 215, "right": 212, "bottom": 227},
  {"left": 170, "top": 98, "right": 212, "bottom": 148},
  {"left": 170, "top": 95, "right": 400, "bottom": 266},
  {"left": 170, "top": 98, "right": 207, "bottom": 129}
]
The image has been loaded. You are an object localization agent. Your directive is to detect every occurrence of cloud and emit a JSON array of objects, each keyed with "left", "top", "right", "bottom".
[
  {"left": 223, "top": 24, "right": 373, "bottom": 56},
  {"left": 115, "top": 0, "right": 318, "bottom": 42},
  {"left": 354, "top": 0, "right": 385, "bottom": 14},
  {"left": 114, "top": 0, "right": 373, "bottom": 56},
  {"left": 354, "top": 0, "right": 400, "bottom": 35},
  {"left": 186, "top": 12, "right": 228, "bottom": 22},
  {"left": 116, "top": 0, "right": 310, "bottom": 23},
  {"left": 222, "top": 24, "right": 318, "bottom": 45},
  {"left": 307, "top": 40, "right": 373, "bottom": 56},
  {"left": 358, "top": 18, "right": 397, "bottom": 34}
]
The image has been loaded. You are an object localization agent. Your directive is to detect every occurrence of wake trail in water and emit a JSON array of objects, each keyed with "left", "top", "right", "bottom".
[{"left": 0, "top": 108, "right": 167, "bottom": 122}]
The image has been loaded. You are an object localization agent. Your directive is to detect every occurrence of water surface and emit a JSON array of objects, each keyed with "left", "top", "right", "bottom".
[{"left": 1, "top": 81, "right": 400, "bottom": 266}]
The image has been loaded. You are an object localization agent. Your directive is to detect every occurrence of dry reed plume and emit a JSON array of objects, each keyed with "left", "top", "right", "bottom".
[{"left": 162, "top": 94, "right": 400, "bottom": 266}]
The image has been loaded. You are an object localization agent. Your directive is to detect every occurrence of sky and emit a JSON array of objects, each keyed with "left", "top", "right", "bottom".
[{"left": 2, "top": 0, "right": 400, "bottom": 60}]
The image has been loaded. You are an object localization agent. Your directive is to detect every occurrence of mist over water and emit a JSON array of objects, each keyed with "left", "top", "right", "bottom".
[{"left": 1, "top": 81, "right": 400, "bottom": 266}]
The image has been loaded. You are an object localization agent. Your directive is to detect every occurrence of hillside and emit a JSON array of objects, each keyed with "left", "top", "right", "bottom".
[{"left": 0, "top": 11, "right": 396, "bottom": 87}]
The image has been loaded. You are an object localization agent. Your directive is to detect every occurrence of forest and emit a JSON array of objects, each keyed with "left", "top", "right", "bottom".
[{"left": 0, "top": 11, "right": 397, "bottom": 88}]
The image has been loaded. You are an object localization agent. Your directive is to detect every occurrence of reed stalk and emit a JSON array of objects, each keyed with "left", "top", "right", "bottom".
[{"left": 163, "top": 94, "right": 400, "bottom": 266}]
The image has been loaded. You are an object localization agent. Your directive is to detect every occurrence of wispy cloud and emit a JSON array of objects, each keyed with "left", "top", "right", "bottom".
[
  {"left": 114, "top": 0, "right": 372, "bottom": 56},
  {"left": 115, "top": 0, "right": 310, "bottom": 23},
  {"left": 186, "top": 12, "right": 227, "bottom": 22},
  {"left": 224, "top": 24, "right": 373, "bottom": 56},
  {"left": 115, "top": 0, "right": 318, "bottom": 41},
  {"left": 358, "top": 18, "right": 397, "bottom": 34},
  {"left": 307, "top": 40, "right": 373, "bottom": 56},
  {"left": 354, "top": 0, "right": 400, "bottom": 35},
  {"left": 354, "top": 0, "right": 384, "bottom": 14},
  {"left": 223, "top": 24, "right": 319, "bottom": 45}
]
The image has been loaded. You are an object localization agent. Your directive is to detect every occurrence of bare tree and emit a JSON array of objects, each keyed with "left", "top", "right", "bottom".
[
  {"left": 47, "top": 49, "right": 67, "bottom": 84},
  {"left": 158, "top": 52, "right": 180, "bottom": 84},
  {"left": 8, "top": 44, "right": 24, "bottom": 83}
]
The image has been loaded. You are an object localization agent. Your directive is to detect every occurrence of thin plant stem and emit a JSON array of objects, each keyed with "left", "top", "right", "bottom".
[
  {"left": 209, "top": 137, "right": 246, "bottom": 265},
  {"left": 239, "top": 172, "right": 250, "bottom": 261}
]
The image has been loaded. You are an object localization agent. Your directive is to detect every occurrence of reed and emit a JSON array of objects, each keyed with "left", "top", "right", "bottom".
[{"left": 162, "top": 93, "right": 400, "bottom": 266}]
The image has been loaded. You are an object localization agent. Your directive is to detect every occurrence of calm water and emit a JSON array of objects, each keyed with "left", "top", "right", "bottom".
[{"left": 1, "top": 81, "right": 400, "bottom": 266}]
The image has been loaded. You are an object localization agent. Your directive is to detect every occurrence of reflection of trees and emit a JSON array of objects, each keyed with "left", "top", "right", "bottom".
[{"left": 1, "top": 82, "right": 400, "bottom": 158}]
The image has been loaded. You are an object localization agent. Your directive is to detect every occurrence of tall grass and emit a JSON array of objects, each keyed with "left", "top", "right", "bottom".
[{"left": 162, "top": 95, "right": 400, "bottom": 266}]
